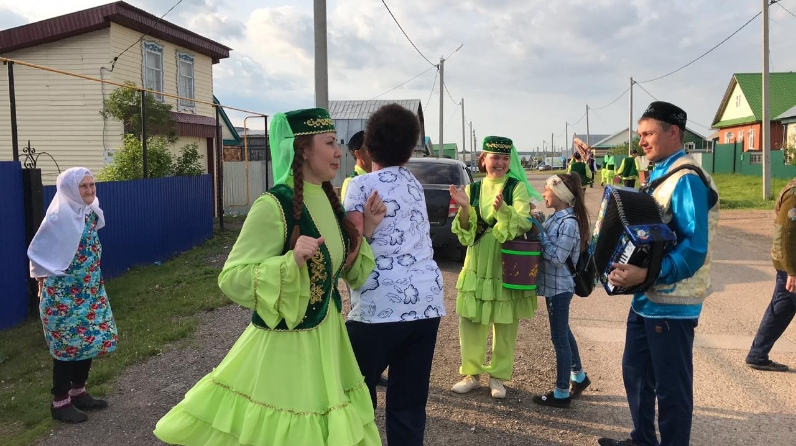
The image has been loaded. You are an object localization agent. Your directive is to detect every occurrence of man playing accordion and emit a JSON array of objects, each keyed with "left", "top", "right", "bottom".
[{"left": 598, "top": 101, "right": 719, "bottom": 446}]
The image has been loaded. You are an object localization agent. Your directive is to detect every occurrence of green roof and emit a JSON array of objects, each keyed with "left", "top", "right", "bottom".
[
  {"left": 713, "top": 115, "right": 757, "bottom": 128},
  {"left": 431, "top": 143, "right": 458, "bottom": 151},
  {"left": 734, "top": 72, "right": 796, "bottom": 121}
]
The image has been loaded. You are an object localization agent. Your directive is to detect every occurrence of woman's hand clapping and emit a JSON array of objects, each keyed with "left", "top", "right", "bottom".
[{"left": 293, "top": 236, "right": 325, "bottom": 268}]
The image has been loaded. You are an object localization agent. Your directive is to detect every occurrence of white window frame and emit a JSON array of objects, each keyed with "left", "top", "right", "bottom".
[
  {"left": 176, "top": 52, "right": 195, "bottom": 111},
  {"left": 725, "top": 132, "right": 733, "bottom": 143},
  {"left": 738, "top": 130, "right": 744, "bottom": 143},
  {"left": 684, "top": 142, "right": 696, "bottom": 152},
  {"left": 748, "top": 129, "right": 755, "bottom": 149},
  {"left": 735, "top": 95, "right": 741, "bottom": 107},
  {"left": 143, "top": 41, "right": 164, "bottom": 102}
]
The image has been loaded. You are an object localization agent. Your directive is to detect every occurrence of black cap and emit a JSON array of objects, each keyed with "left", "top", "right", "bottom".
[
  {"left": 641, "top": 101, "right": 687, "bottom": 131},
  {"left": 348, "top": 131, "right": 365, "bottom": 153},
  {"left": 631, "top": 149, "right": 638, "bottom": 155}
]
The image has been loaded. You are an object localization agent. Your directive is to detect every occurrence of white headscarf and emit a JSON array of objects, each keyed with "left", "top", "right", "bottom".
[{"left": 28, "top": 167, "right": 105, "bottom": 277}]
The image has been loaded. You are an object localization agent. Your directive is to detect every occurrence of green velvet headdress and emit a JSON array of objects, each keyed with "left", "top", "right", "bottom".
[
  {"left": 269, "top": 108, "right": 336, "bottom": 185},
  {"left": 482, "top": 135, "right": 543, "bottom": 201}
]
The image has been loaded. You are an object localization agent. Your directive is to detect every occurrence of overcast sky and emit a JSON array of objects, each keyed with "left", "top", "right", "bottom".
[{"left": 2, "top": 0, "right": 795, "bottom": 152}]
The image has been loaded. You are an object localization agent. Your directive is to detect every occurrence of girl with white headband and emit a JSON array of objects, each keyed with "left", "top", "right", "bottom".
[{"left": 532, "top": 173, "right": 592, "bottom": 408}]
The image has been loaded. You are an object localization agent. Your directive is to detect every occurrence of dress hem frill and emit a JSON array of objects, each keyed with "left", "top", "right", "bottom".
[
  {"left": 154, "top": 312, "right": 380, "bottom": 446},
  {"left": 455, "top": 273, "right": 537, "bottom": 325}
]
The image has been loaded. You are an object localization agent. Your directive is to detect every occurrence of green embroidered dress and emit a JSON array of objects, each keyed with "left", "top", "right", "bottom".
[
  {"left": 154, "top": 182, "right": 380, "bottom": 446},
  {"left": 452, "top": 177, "right": 538, "bottom": 324}
]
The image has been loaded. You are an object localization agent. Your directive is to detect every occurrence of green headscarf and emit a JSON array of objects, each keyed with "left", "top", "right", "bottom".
[
  {"left": 268, "top": 108, "right": 336, "bottom": 185},
  {"left": 482, "top": 135, "right": 543, "bottom": 201}
]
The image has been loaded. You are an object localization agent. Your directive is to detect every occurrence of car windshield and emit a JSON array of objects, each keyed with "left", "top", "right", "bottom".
[{"left": 406, "top": 162, "right": 462, "bottom": 184}]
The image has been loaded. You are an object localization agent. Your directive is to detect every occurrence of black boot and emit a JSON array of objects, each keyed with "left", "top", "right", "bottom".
[
  {"left": 51, "top": 404, "right": 88, "bottom": 423},
  {"left": 72, "top": 393, "right": 108, "bottom": 411}
]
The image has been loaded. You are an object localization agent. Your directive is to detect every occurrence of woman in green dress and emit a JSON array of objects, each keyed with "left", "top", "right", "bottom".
[
  {"left": 448, "top": 136, "right": 543, "bottom": 399},
  {"left": 154, "top": 108, "right": 385, "bottom": 446}
]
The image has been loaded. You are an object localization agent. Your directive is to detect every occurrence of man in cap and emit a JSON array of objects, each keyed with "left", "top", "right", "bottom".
[
  {"left": 599, "top": 101, "right": 719, "bottom": 446},
  {"left": 340, "top": 130, "right": 372, "bottom": 203}
]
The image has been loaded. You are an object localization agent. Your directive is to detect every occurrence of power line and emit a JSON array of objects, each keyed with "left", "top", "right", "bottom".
[
  {"left": 638, "top": 11, "right": 761, "bottom": 83},
  {"left": 635, "top": 82, "right": 658, "bottom": 101},
  {"left": 425, "top": 67, "right": 439, "bottom": 111},
  {"left": 381, "top": 0, "right": 436, "bottom": 67},
  {"left": 777, "top": 1, "right": 796, "bottom": 19},
  {"left": 111, "top": 0, "right": 184, "bottom": 70},
  {"left": 569, "top": 110, "right": 588, "bottom": 128},
  {"left": 442, "top": 80, "right": 460, "bottom": 106},
  {"left": 590, "top": 88, "right": 630, "bottom": 111},
  {"left": 443, "top": 102, "right": 461, "bottom": 132},
  {"left": 635, "top": 83, "right": 714, "bottom": 131},
  {"left": 331, "top": 66, "right": 438, "bottom": 116},
  {"left": 589, "top": 109, "right": 614, "bottom": 131}
]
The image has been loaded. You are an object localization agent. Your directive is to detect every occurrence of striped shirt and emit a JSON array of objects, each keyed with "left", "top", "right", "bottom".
[{"left": 537, "top": 207, "right": 581, "bottom": 297}]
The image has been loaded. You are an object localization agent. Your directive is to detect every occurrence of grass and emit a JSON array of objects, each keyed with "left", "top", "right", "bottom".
[
  {"left": 0, "top": 218, "right": 243, "bottom": 446},
  {"left": 712, "top": 174, "right": 791, "bottom": 210}
]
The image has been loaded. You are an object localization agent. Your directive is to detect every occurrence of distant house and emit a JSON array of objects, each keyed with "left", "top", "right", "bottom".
[
  {"left": 328, "top": 99, "right": 427, "bottom": 186},
  {"left": 711, "top": 72, "right": 796, "bottom": 151},
  {"left": 430, "top": 143, "right": 458, "bottom": 159},
  {"left": 0, "top": 1, "right": 232, "bottom": 184},
  {"left": 776, "top": 105, "right": 796, "bottom": 150}
]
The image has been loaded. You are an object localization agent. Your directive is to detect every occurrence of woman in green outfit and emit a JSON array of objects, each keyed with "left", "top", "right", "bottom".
[
  {"left": 154, "top": 108, "right": 386, "bottom": 446},
  {"left": 448, "top": 136, "right": 543, "bottom": 399}
]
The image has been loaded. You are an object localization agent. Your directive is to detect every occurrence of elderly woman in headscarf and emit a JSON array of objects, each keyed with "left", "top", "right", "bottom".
[{"left": 28, "top": 167, "right": 118, "bottom": 424}]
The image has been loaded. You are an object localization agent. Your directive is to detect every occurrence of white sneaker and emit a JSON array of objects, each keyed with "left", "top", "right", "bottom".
[
  {"left": 488, "top": 377, "right": 506, "bottom": 399},
  {"left": 451, "top": 375, "right": 481, "bottom": 394}
]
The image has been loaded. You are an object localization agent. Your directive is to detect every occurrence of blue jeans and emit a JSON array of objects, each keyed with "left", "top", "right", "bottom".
[
  {"left": 747, "top": 269, "right": 796, "bottom": 363},
  {"left": 545, "top": 292, "right": 582, "bottom": 393},
  {"left": 622, "top": 309, "right": 697, "bottom": 446}
]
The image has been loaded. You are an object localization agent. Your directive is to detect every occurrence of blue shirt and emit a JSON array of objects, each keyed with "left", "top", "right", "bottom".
[
  {"left": 632, "top": 150, "right": 712, "bottom": 319},
  {"left": 538, "top": 207, "right": 580, "bottom": 297}
]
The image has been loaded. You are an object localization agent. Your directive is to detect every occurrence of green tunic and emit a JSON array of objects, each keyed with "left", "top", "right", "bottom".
[{"left": 154, "top": 181, "right": 381, "bottom": 446}]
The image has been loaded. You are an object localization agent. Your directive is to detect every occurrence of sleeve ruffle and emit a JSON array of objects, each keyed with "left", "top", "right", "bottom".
[
  {"left": 451, "top": 206, "right": 477, "bottom": 246},
  {"left": 489, "top": 183, "right": 532, "bottom": 243}
]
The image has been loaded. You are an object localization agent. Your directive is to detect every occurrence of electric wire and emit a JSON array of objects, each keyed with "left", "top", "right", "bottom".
[
  {"left": 425, "top": 68, "right": 439, "bottom": 111},
  {"left": 776, "top": 1, "right": 796, "bottom": 19},
  {"left": 590, "top": 88, "right": 630, "bottom": 111},
  {"left": 381, "top": 0, "right": 436, "bottom": 67},
  {"left": 111, "top": 0, "right": 184, "bottom": 70}
]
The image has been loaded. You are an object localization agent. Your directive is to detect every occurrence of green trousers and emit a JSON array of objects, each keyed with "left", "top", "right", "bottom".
[
  {"left": 601, "top": 168, "right": 615, "bottom": 185},
  {"left": 458, "top": 317, "right": 520, "bottom": 380}
]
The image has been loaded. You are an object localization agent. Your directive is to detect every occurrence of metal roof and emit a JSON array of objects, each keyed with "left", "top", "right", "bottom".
[
  {"left": 329, "top": 100, "right": 423, "bottom": 120},
  {"left": 0, "top": 1, "right": 231, "bottom": 62}
]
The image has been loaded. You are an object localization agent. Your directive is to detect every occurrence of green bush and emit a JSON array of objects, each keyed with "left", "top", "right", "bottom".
[
  {"left": 98, "top": 135, "right": 175, "bottom": 181},
  {"left": 174, "top": 143, "right": 205, "bottom": 176}
]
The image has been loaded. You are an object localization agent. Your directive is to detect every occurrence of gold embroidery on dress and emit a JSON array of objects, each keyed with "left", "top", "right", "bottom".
[
  {"left": 308, "top": 250, "right": 328, "bottom": 304},
  {"left": 209, "top": 378, "right": 365, "bottom": 416}
]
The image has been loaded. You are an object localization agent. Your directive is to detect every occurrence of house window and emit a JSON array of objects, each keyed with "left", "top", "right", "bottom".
[
  {"left": 738, "top": 130, "right": 744, "bottom": 143},
  {"left": 684, "top": 142, "right": 696, "bottom": 152},
  {"left": 177, "top": 52, "right": 195, "bottom": 110},
  {"left": 143, "top": 41, "right": 164, "bottom": 101},
  {"left": 750, "top": 153, "right": 762, "bottom": 164},
  {"left": 725, "top": 132, "right": 733, "bottom": 143},
  {"left": 735, "top": 95, "right": 741, "bottom": 107},
  {"left": 749, "top": 129, "right": 755, "bottom": 149}
]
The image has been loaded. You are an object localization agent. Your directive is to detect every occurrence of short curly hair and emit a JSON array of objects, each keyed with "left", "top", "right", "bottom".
[{"left": 364, "top": 103, "right": 420, "bottom": 167}]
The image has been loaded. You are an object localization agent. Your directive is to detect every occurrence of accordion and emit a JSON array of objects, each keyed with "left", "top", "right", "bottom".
[{"left": 590, "top": 187, "right": 677, "bottom": 295}]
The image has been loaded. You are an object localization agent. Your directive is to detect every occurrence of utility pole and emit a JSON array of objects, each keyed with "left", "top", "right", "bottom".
[
  {"left": 313, "top": 0, "right": 329, "bottom": 109},
  {"left": 473, "top": 128, "right": 477, "bottom": 164},
  {"left": 461, "top": 98, "right": 465, "bottom": 163},
  {"left": 551, "top": 132, "right": 555, "bottom": 163},
  {"left": 629, "top": 77, "right": 634, "bottom": 155},
  {"left": 586, "top": 104, "right": 590, "bottom": 152},
  {"left": 565, "top": 122, "right": 569, "bottom": 154},
  {"left": 438, "top": 57, "right": 444, "bottom": 157},
  {"left": 762, "top": 0, "right": 771, "bottom": 199}
]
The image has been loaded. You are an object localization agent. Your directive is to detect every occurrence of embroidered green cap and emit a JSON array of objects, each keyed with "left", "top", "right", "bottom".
[
  {"left": 482, "top": 135, "right": 513, "bottom": 154},
  {"left": 285, "top": 107, "right": 336, "bottom": 136}
]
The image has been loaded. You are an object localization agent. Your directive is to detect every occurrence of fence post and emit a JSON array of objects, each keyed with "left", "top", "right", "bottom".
[
  {"left": 6, "top": 61, "right": 19, "bottom": 161},
  {"left": 140, "top": 90, "right": 148, "bottom": 178},
  {"left": 216, "top": 105, "right": 224, "bottom": 231},
  {"left": 21, "top": 168, "right": 43, "bottom": 311}
]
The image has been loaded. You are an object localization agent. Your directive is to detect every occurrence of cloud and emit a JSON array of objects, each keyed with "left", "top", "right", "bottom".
[{"left": 0, "top": 6, "right": 30, "bottom": 30}]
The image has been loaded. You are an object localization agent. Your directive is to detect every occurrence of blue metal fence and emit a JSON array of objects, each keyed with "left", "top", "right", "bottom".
[
  {"left": 0, "top": 162, "right": 30, "bottom": 330},
  {"left": 43, "top": 175, "right": 214, "bottom": 279}
]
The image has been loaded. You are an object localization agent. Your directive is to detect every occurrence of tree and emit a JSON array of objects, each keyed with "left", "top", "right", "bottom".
[
  {"left": 786, "top": 135, "right": 796, "bottom": 166},
  {"left": 98, "top": 135, "right": 174, "bottom": 181},
  {"left": 609, "top": 138, "right": 641, "bottom": 156},
  {"left": 173, "top": 143, "right": 205, "bottom": 176},
  {"left": 100, "top": 81, "right": 176, "bottom": 142}
]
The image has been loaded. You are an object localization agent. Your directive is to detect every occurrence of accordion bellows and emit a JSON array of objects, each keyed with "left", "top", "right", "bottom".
[{"left": 590, "top": 187, "right": 677, "bottom": 295}]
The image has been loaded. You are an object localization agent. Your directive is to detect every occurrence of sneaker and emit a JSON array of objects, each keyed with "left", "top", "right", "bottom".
[
  {"left": 488, "top": 377, "right": 506, "bottom": 399},
  {"left": 532, "top": 390, "right": 571, "bottom": 408},
  {"left": 570, "top": 375, "right": 591, "bottom": 398},
  {"left": 451, "top": 375, "right": 480, "bottom": 394},
  {"left": 72, "top": 393, "right": 108, "bottom": 411},
  {"left": 597, "top": 439, "right": 636, "bottom": 446},
  {"left": 746, "top": 359, "right": 788, "bottom": 372},
  {"left": 51, "top": 404, "right": 88, "bottom": 423}
]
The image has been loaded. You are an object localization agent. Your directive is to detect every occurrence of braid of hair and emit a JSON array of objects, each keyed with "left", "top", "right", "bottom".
[
  {"left": 288, "top": 142, "right": 306, "bottom": 250},
  {"left": 561, "top": 173, "right": 590, "bottom": 250},
  {"left": 321, "top": 181, "right": 361, "bottom": 255}
]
